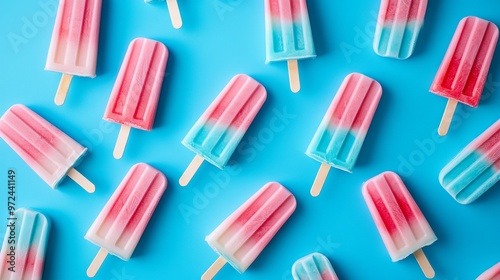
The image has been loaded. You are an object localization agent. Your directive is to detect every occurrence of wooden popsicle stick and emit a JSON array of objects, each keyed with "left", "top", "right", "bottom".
[
  {"left": 67, "top": 168, "right": 95, "bottom": 193},
  {"left": 438, "top": 99, "right": 458, "bottom": 136},
  {"left": 310, "top": 163, "right": 331, "bottom": 197},
  {"left": 87, "top": 248, "right": 108, "bottom": 278},
  {"left": 179, "top": 155, "right": 204, "bottom": 187},
  {"left": 113, "top": 125, "right": 131, "bottom": 159},
  {"left": 166, "top": 0, "right": 183, "bottom": 29},
  {"left": 288, "top": 59, "right": 300, "bottom": 93},
  {"left": 55, "top": 74, "right": 73, "bottom": 106},
  {"left": 414, "top": 249, "right": 435, "bottom": 279},
  {"left": 201, "top": 256, "right": 227, "bottom": 280}
]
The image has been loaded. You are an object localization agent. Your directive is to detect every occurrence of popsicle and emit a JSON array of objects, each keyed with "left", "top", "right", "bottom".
[
  {"left": 265, "top": 0, "right": 316, "bottom": 93},
  {"left": 373, "top": 0, "right": 428, "bottom": 59},
  {"left": 0, "top": 104, "right": 94, "bottom": 193},
  {"left": 430, "top": 16, "right": 499, "bottom": 136},
  {"left": 362, "top": 171, "right": 436, "bottom": 279},
  {"left": 202, "top": 182, "right": 296, "bottom": 279},
  {"left": 145, "top": 0, "right": 183, "bottom": 29},
  {"left": 103, "top": 38, "right": 168, "bottom": 159},
  {"left": 439, "top": 119, "right": 500, "bottom": 204},
  {"left": 0, "top": 208, "right": 50, "bottom": 280},
  {"left": 291, "top": 253, "right": 338, "bottom": 280},
  {"left": 85, "top": 163, "right": 167, "bottom": 277},
  {"left": 179, "top": 74, "right": 267, "bottom": 186},
  {"left": 306, "top": 73, "right": 382, "bottom": 196},
  {"left": 45, "top": 0, "right": 102, "bottom": 105},
  {"left": 477, "top": 262, "right": 500, "bottom": 280}
]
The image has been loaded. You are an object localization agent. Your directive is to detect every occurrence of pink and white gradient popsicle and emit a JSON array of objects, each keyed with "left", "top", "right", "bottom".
[
  {"left": 0, "top": 104, "right": 94, "bottom": 193},
  {"left": 362, "top": 171, "right": 436, "bottom": 278},
  {"left": 202, "top": 182, "right": 296, "bottom": 279},
  {"left": 103, "top": 38, "right": 168, "bottom": 159},
  {"left": 85, "top": 163, "right": 167, "bottom": 277},
  {"left": 373, "top": 0, "right": 428, "bottom": 59},
  {"left": 45, "top": 0, "right": 102, "bottom": 105},
  {"left": 477, "top": 262, "right": 500, "bottom": 280},
  {"left": 180, "top": 74, "right": 266, "bottom": 187},
  {"left": 430, "top": 16, "right": 499, "bottom": 136},
  {"left": 0, "top": 208, "right": 50, "bottom": 280}
]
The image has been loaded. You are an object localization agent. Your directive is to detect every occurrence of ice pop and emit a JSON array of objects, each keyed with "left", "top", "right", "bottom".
[
  {"left": 103, "top": 38, "right": 168, "bottom": 159},
  {"left": 430, "top": 16, "right": 499, "bottom": 136},
  {"left": 439, "top": 119, "right": 500, "bottom": 204},
  {"left": 306, "top": 73, "right": 382, "bottom": 196},
  {"left": 291, "top": 253, "right": 338, "bottom": 280},
  {"left": 179, "top": 74, "right": 267, "bottom": 186},
  {"left": 0, "top": 104, "right": 94, "bottom": 193},
  {"left": 373, "top": 0, "right": 428, "bottom": 59},
  {"left": 265, "top": 0, "right": 316, "bottom": 93},
  {"left": 202, "top": 182, "right": 296, "bottom": 279},
  {"left": 45, "top": 0, "right": 102, "bottom": 105},
  {"left": 362, "top": 171, "right": 436, "bottom": 279},
  {"left": 145, "top": 0, "right": 182, "bottom": 29},
  {"left": 85, "top": 163, "right": 167, "bottom": 277},
  {"left": 477, "top": 262, "right": 500, "bottom": 280},
  {"left": 0, "top": 208, "right": 50, "bottom": 280}
]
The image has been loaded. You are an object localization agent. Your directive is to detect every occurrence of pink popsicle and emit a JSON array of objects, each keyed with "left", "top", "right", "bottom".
[
  {"left": 45, "top": 0, "right": 102, "bottom": 105},
  {"left": 103, "top": 38, "right": 168, "bottom": 159},
  {"left": 202, "top": 182, "right": 296, "bottom": 279},
  {"left": 430, "top": 16, "right": 498, "bottom": 136},
  {"left": 85, "top": 163, "right": 167, "bottom": 277},
  {"left": 362, "top": 171, "right": 436, "bottom": 278}
]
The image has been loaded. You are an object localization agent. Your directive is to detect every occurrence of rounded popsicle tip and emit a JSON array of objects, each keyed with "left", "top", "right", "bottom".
[
  {"left": 54, "top": 96, "right": 65, "bottom": 106},
  {"left": 173, "top": 21, "right": 182, "bottom": 29},
  {"left": 310, "top": 187, "right": 320, "bottom": 197}
]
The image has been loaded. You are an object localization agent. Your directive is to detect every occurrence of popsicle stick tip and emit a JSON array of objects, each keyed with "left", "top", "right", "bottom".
[
  {"left": 166, "top": 0, "right": 182, "bottom": 29},
  {"left": 288, "top": 60, "right": 300, "bottom": 93},
  {"left": 113, "top": 125, "right": 131, "bottom": 159},
  {"left": 67, "top": 168, "right": 95, "bottom": 193},
  {"left": 179, "top": 155, "right": 204, "bottom": 187},
  {"left": 202, "top": 256, "right": 227, "bottom": 280},
  {"left": 414, "top": 249, "right": 435, "bottom": 279},
  {"left": 310, "top": 163, "right": 331, "bottom": 197},
  {"left": 438, "top": 99, "right": 458, "bottom": 137},
  {"left": 87, "top": 248, "right": 108, "bottom": 278},
  {"left": 54, "top": 74, "right": 73, "bottom": 106}
]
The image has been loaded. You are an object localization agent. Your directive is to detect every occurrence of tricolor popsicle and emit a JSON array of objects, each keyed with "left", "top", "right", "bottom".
[
  {"left": 179, "top": 74, "right": 266, "bottom": 186},
  {"left": 291, "top": 253, "right": 338, "bottom": 280},
  {"left": 85, "top": 163, "right": 167, "bottom": 277},
  {"left": 103, "top": 38, "right": 168, "bottom": 159},
  {"left": 145, "top": 0, "right": 183, "bottom": 29},
  {"left": 45, "top": 0, "right": 102, "bottom": 105},
  {"left": 439, "top": 119, "right": 500, "bottom": 204},
  {"left": 373, "top": 0, "right": 428, "bottom": 59},
  {"left": 306, "top": 73, "right": 382, "bottom": 196},
  {"left": 362, "top": 171, "right": 436, "bottom": 279},
  {"left": 202, "top": 182, "right": 296, "bottom": 279},
  {"left": 477, "top": 262, "right": 500, "bottom": 280},
  {"left": 265, "top": 0, "right": 316, "bottom": 93},
  {"left": 431, "top": 16, "right": 498, "bottom": 136},
  {"left": 0, "top": 104, "right": 94, "bottom": 193},
  {"left": 0, "top": 208, "right": 50, "bottom": 280}
]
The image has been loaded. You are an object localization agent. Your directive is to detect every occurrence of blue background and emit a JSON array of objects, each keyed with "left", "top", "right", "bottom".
[{"left": 1, "top": 0, "right": 500, "bottom": 279}]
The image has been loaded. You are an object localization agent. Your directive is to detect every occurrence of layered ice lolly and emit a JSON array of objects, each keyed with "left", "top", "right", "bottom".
[
  {"left": 0, "top": 104, "right": 94, "bottom": 193},
  {"left": 306, "top": 73, "right": 382, "bottom": 196},
  {"left": 103, "top": 38, "right": 168, "bottom": 159},
  {"left": 265, "top": 0, "right": 316, "bottom": 93},
  {"left": 45, "top": 0, "right": 102, "bottom": 105},
  {"left": 439, "top": 119, "right": 500, "bottom": 204},
  {"left": 373, "top": 0, "right": 428, "bottom": 59},
  {"left": 0, "top": 208, "right": 50, "bottom": 280},
  {"left": 85, "top": 163, "right": 167, "bottom": 277},
  {"left": 430, "top": 16, "right": 499, "bottom": 136},
  {"left": 202, "top": 182, "right": 296, "bottom": 279},
  {"left": 145, "top": 0, "right": 183, "bottom": 29},
  {"left": 477, "top": 262, "right": 500, "bottom": 280},
  {"left": 179, "top": 74, "right": 266, "bottom": 186},
  {"left": 362, "top": 171, "right": 436, "bottom": 279},
  {"left": 291, "top": 253, "right": 338, "bottom": 280}
]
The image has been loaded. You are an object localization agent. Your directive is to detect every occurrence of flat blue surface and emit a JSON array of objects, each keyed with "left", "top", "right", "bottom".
[{"left": 1, "top": 1, "right": 500, "bottom": 279}]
